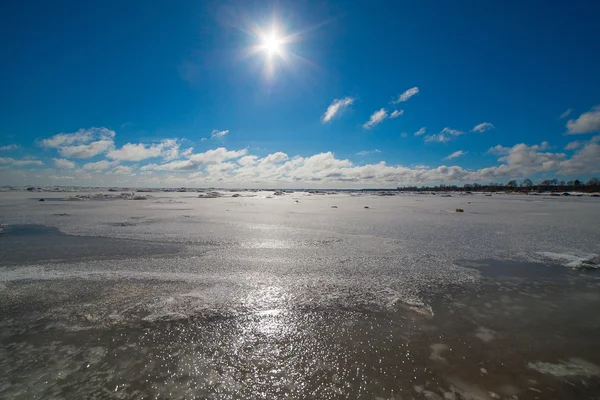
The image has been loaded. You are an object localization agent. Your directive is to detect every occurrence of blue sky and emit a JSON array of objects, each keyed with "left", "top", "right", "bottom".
[{"left": 1, "top": 0, "right": 599, "bottom": 188}]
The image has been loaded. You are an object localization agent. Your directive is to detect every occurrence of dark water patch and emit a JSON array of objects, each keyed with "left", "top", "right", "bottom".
[{"left": 0, "top": 225, "right": 181, "bottom": 266}]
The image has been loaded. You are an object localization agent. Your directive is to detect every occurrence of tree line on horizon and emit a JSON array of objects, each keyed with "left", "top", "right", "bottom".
[{"left": 396, "top": 177, "right": 600, "bottom": 193}]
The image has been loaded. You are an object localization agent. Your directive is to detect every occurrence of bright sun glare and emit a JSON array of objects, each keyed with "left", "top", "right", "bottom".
[{"left": 262, "top": 33, "right": 282, "bottom": 56}]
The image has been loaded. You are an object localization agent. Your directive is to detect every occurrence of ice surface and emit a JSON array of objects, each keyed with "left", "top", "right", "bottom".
[{"left": 1, "top": 191, "right": 600, "bottom": 398}]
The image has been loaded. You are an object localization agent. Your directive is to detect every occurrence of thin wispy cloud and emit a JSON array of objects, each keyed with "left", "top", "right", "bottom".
[
  {"left": 414, "top": 127, "right": 426, "bottom": 136},
  {"left": 392, "top": 87, "right": 419, "bottom": 104},
  {"left": 356, "top": 149, "right": 381, "bottom": 156},
  {"left": 211, "top": 129, "right": 229, "bottom": 138},
  {"left": 565, "top": 141, "right": 581, "bottom": 150},
  {"left": 389, "top": 110, "right": 404, "bottom": 119},
  {"left": 0, "top": 144, "right": 19, "bottom": 151},
  {"left": 471, "top": 122, "right": 495, "bottom": 133},
  {"left": 363, "top": 108, "right": 388, "bottom": 129},
  {"left": 424, "top": 127, "right": 464, "bottom": 143},
  {"left": 444, "top": 150, "right": 467, "bottom": 160},
  {"left": 322, "top": 97, "right": 355, "bottom": 123},
  {"left": 566, "top": 105, "right": 600, "bottom": 134},
  {"left": 401, "top": 132, "right": 408, "bottom": 138},
  {"left": 0, "top": 157, "right": 43, "bottom": 167},
  {"left": 559, "top": 108, "right": 572, "bottom": 119},
  {"left": 82, "top": 160, "right": 119, "bottom": 171}
]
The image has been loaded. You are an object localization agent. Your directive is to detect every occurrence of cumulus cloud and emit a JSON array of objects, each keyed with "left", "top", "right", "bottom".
[
  {"left": 559, "top": 108, "right": 572, "bottom": 119},
  {"left": 322, "top": 97, "right": 355, "bottom": 123},
  {"left": 478, "top": 142, "right": 563, "bottom": 178},
  {"left": 424, "top": 127, "right": 464, "bottom": 143},
  {"left": 471, "top": 122, "right": 495, "bottom": 133},
  {"left": 356, "top": 149, "right": 381, "bottom": 156},
  {"left": 0, "top": 144, "right": 19, "bottom": 151},
  {"left": 444, "top": 150, "right": 467, "bottom": 160},
  {"left": 107, "top": 139, "right": 181, "bottom": 162},
  {"left": 0, "top": 157, "right": 43, "bottom": 167},
  {"left": 58, "top": 140, "right": 114, "bottom": 158},
  {"left": 211, "top": 129, "right": 229, "bottom": 139},
  {"left": 238, "top": 155, "right": 258, "bottom": 167},
  {"left": 40, "top": 127, "right": 116, "bottom": 159},
  {"left": 82, "top": 160, "right": 120, "bottom": 171},
  {"left": 392, "top": 87, "right": 419, "bottom": 104},
  {"left": 414, "top": 127, "right": 426, "bottom": 136},
  {"left": 363, "top": 108, "right": 388, "bottom": 129},
  {"left": 390, "top": 110, "right": 404, "bottom": 119},
  {"left": 559, "top": 136, "right": 600, "bottom": 175},
  {"left": 141, "top": 147, "right": 248, "bottom": 171},
  {"left": 566, "top": 106, "right": 600, "bottom": 134},
  {"left": 53, "top": 158, "right": 76, "bottom": 169},
  {"left": 259, "top": 152, "right": 288, "bottom": 165}
]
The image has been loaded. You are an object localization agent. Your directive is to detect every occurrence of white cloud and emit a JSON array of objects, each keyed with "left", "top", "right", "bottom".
[
  {"left": 238, "top": 155, "right": 258, "bottom": 167},
  {"left": 40, "top": 127, "right": 115, "bottom": 148},
  {"left": 259, "top": 152, "right": 288, "bottom": 165},
  {"left": 53, "top": 158, "right": 76, "bottom": 169},
  {"left": 424, "top": 127, "right": 464, "bottom": 143},
  {"left": 40, "top": 127, "right": 116, "bottom": 159},
  {"left": 401, "top": 132, "right": 408, "bottom": 138},
  {"left": 201, "top": 138, "right": 207, "bottom": 142},
  {"left": 363, "top": 108, "right": 388, "bottom": 129},
  {"left": 390, "top": 110, "right": 404, "bottom": 119},
  {"left": 211, "top": 129, "right": 229, "bottom": 139},
  {"left": 0, "top": 144, "right": 19, "bottom": 151},
  {"left": 0, "top": 157, "right": 43, "bottom": 167},
  {"left": 107, "top": 139, "right": 181, "bottom": 162},
  {"left": 478, "top": 142, "right": 562, "bottom": 178},
  {"left": 559, "top": 108, "right": 572, "bottom": 119},
  {"left": 566, "top": 105, "right": 600, "bottom": 134},
  {"left": 48, "top": 175, "right": 75, "bottom": 180},
  {"left": 58, "top": 139, "right": 115, "bottom": 158},
  {"left": 559, "top": 136, "right": 600, "bottom": 175},
  {"left": 110, "top": 166, "right": 134, "bottom": 175},
  {"left": 414, "top": 127, "right": 427, "bottom": 136},
  {"left": 82, "top": 160, "right": 120, "bottom": 171},
  {"left": 392, "top": 87, "right": 419, "bottom": 104},
  {"left": 356, "top": 149, "right": 381, "bottom": 156},
  {"left": 565, "top": 141, "right": 581, "bottom": 150},
  {"left": 322, "top": 97, "right": 355, "bottom": 123},
  {"left": 471, "top": 122, "right": 495, "bottom": 133},
  {"left": 141, "top": 147, "right": 248, "bottom": 171},
  {"left": 444, "top": 150, "right": 467, "bottom": 160}
]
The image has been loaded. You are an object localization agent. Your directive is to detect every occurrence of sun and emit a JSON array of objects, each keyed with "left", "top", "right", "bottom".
[{"left": 261, "top": 32, "right": 282, "bottom": 56}]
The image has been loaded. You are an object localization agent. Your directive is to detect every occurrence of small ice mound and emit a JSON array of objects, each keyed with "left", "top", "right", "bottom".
[
  {"left": 197, "top": 191, "right": 221, "bottom": 199},
  {"left": 475, "top": 326, "right": 495, "bottom": 343},
  {"left": 528, "top": 358, "right": 600, "bottom": 377},
  {"left": 537, "top": 252, "right": 600, "bottom": 270},
  {"left": 429, "top": 343, "right": 449, "bottom": 363},
  {"left": 394, "top": 298, "right": 434, "bottom": 317},
  {"left": 231, "top": 193, "right": 241, "bottom": 197},
  {"left": 444, "top": 377, "right": 495, "bottom": 400}
]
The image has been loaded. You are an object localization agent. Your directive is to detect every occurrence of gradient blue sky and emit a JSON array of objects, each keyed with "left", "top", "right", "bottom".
[{"left": 1, "top": 0, "right": 599, "bottom": 188}]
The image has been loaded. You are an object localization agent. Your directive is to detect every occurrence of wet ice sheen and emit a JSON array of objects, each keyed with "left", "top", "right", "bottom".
[{"left": 1, "top": 191, "right": 600, "bottom": 399}]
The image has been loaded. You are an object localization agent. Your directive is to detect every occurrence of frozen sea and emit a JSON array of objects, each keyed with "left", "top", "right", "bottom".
[{"left": 1, "top": 190, "right": 600, "bottom": 399}]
